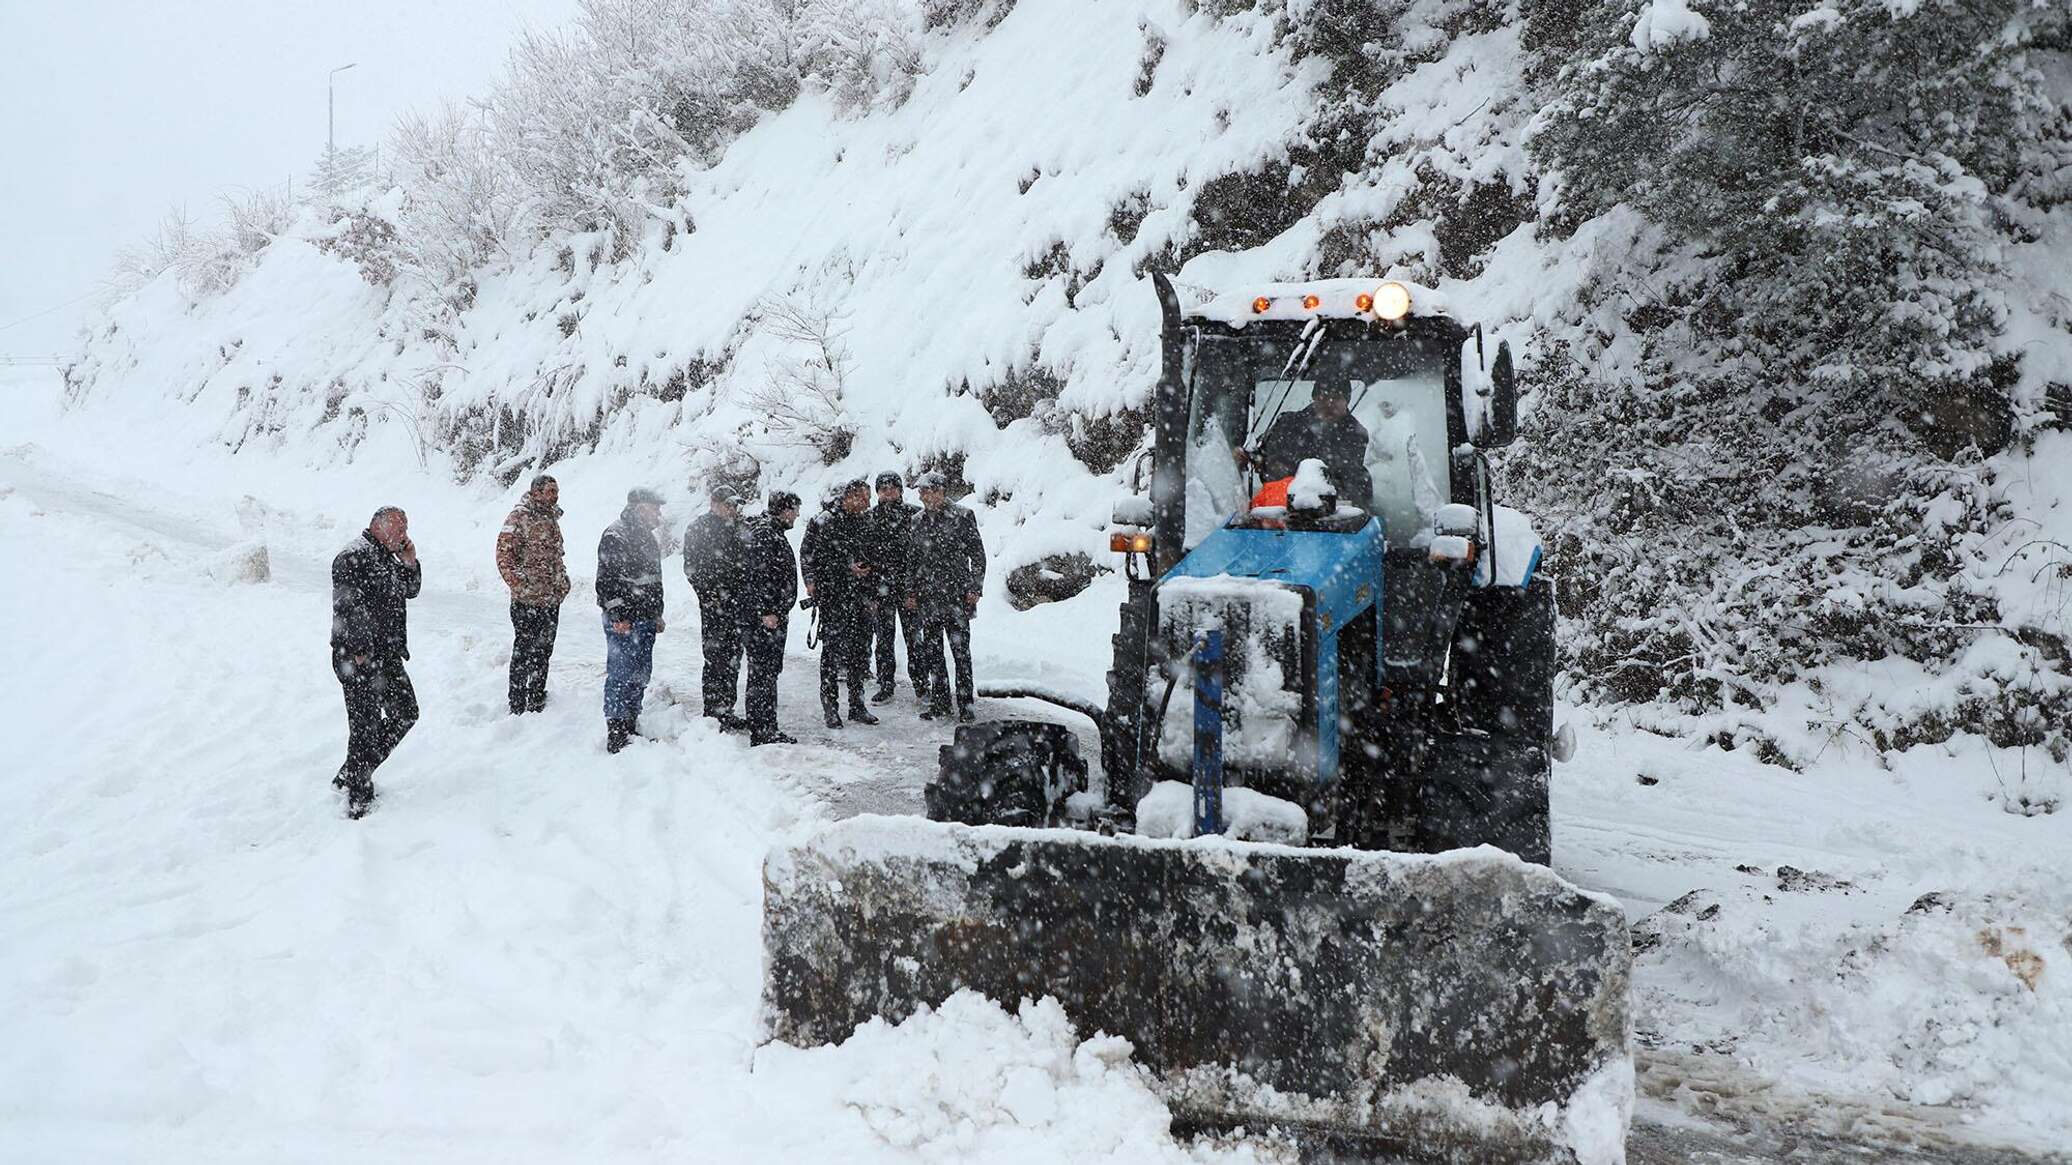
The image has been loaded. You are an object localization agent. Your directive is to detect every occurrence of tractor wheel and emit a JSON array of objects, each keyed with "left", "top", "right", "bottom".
[
  {"left": 1451, "top": 575, "right": 1556, "bottom": 741},
  {"left": 1420, "top": 735, "right": 1552, "bottom": 865},
  {"left": 1428, "top": 576, "right": 1557, "bottom": 865},
  {"left": 926, "top": 721, "right": 1089, "bottom": 828}
]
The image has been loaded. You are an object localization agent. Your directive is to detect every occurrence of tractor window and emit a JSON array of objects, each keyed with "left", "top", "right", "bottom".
[{"left": 1191, "top": 334, "right": 1452, "bottom": 546}]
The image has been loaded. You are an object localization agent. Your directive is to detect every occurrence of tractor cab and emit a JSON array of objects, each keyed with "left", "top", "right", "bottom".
[{"left": 1149, "top": 277, "right": 1518, "bottom": 565}]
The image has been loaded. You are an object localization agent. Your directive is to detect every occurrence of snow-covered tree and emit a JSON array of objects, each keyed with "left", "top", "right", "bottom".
[{"left": 1514, "top": 0, "right": 2072, "bottom": 763}]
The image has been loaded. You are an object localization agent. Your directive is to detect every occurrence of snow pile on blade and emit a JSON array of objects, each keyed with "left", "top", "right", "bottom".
[{"left": 761, "top": 817, "right": 1634, "bottom": 1164}]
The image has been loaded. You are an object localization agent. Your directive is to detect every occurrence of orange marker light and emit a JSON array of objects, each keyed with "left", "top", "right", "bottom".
[
  {"left": 1251, "top": 296, "right": 1272, "bottom": 314},
  {"left": 1301, "top": 294, "right": 1321, "bottom": 310},
  {"left": 1130, "top": 532, "right": 1153, "bottom": 554},
  {"left": 1109, "top": 532, "right": 1132, "bottom": 552},
  {"left": 1355, "top": 292, "right": 1374, "bottom": 312}
]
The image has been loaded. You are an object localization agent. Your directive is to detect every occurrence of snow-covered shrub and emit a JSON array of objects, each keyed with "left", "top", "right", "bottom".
[
  {"left": 739, "top": 292, "right": 858, "bottom": 465},
  {"left": 220, "top": 185, "right": 297, "bottom": 258},
  {"left": 797, "top": 0, "right": 924, "bottom": 113},
  {"left": 107, "top": 207, "right": 246, "bottom": 302},
  {"left": 390, "top": 104, "right": 532, "bottom": 277}
]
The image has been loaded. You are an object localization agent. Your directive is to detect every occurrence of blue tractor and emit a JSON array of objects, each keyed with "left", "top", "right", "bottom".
[
  {"left": 930, "top": 271, "right": 1561, "bottom": 862},
  {"left": 762, "top": 275, "right": 1627, "bottom": 1163}
]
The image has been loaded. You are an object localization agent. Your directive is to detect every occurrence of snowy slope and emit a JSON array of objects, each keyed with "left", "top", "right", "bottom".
[{"left": 62, "top": 0, "right": 1327, "bottom": 583}]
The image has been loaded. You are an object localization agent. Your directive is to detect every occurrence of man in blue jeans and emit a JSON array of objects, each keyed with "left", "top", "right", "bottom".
[{"left": 597, "top": 487, "right": 667, "bottom": 753}]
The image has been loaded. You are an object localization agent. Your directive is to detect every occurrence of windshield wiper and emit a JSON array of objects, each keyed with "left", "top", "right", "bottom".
[{"left": 1246, "top": 318, "right": 1326, "bottom": 448}]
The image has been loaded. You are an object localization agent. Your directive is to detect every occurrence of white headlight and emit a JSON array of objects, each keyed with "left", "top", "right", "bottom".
[{"left": 1373, "top": 281, "right": 1412, "bottom": 321}]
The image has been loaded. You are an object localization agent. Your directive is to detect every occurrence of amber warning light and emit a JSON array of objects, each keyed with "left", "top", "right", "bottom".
[
  {"left": 1109, "top": 531, "right": 1154, "bottom": 554},
  {"left": 1251, "top": 296, "right": 1272, "bottom": 315}
]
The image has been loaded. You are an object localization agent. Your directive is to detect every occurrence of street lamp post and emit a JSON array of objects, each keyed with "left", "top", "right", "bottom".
[{"left": 327, "top": 62, "right": 358, "bottom": 158}]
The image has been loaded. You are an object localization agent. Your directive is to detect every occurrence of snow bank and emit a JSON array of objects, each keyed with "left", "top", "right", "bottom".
[{"left": 752, "top": 992, "right": 1286, "bottom": 1164}]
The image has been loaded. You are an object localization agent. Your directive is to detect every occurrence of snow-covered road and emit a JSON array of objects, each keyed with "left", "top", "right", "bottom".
[{"left": 2, "top": 388, "right": 2066, "bottom": 1163}]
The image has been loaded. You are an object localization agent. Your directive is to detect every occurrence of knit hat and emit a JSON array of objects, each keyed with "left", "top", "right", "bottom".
[
  {"left": 915, "top": 471, "right": 948, "bottom": 490},
  {"left": 627, "top": 487, "right": 665, "bottom": 506},
  {"left": 875, "top": 471, "right": 903, "bottom": 489}
]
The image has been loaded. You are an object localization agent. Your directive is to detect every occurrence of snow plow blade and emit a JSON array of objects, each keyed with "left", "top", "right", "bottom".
[{"left": 761, "top": 817, "right": 1633, "bottom": 1164}]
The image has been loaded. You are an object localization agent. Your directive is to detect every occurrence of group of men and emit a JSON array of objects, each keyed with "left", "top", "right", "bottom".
[
  {"left": 326, "top": 470, "right": 985, "bottom": 818},
  {"left": 687, "top": 470, "right": 987, "bottom": 736}
]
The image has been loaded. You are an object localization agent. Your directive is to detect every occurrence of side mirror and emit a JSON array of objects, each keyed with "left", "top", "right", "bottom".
[{"left": 1489, "top": 341, "right": 1518, "bottom": 446}]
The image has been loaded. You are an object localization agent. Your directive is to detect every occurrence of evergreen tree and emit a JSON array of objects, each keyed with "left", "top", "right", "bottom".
[{"left": 1515, "top": 0, "right": 2071, "bottom": 762}]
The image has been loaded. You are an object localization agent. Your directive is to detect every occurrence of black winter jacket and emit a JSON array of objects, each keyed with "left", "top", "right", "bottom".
[
  {"left": 800, "top": 508, "right": 875, "bottom": 602},
  {"left": 906, "top": 505, "right": 985, "bottom": 605},
  {"left": 1254, "top": 406, "right": 1374, "bottom": 507},
  {"left": 331, "top": 531, "right": 423, "bottom": 659},
  {"left": 738, "top": 517, "right": 799, "bottom": 624},
  {"left": 597, "top": 509, "right": 666, "bottom": 623},
  {"left": 868, "top": 499, "right": 920, "bottom": 594},
  {"left": 682, "top": 512, "right": 744, "bottom": 607}
]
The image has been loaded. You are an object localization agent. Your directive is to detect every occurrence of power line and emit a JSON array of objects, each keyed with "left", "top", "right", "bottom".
[{"left": 0, "top": 289, "right": 98, "bottom": 334}]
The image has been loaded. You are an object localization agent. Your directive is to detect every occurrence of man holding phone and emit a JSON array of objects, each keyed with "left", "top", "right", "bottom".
[{"left": 329, "top": 505, "right": 423, "bottom": 818}]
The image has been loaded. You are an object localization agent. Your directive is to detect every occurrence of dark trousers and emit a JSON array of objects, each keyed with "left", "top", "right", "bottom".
[
  {"left": 508, "top": 602, "right": 560, "bottom": 713},
  {"left": 818, "top": 599, "right": 872, "bottom": 714},
  {"left": 697, "top": 592, "right": 744, "bottom": 716},
  {"left": 916, "top": 605, "right": 974, "bottom": 711},
  {"left": 334, "top": 650, "right": 419, "bottom": 787},
  {"left": 868, "top": 598, "right": 923, "bottom": 693},
  {"left": 744, "top": 619, "right": 787, "bottom": 739}
]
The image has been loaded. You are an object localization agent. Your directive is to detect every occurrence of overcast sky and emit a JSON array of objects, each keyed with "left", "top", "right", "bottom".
[{"left": 0, "top": 0, "right": 577, "bottom": 357}]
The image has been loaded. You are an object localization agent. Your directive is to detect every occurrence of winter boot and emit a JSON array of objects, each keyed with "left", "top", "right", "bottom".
[
  {"left": 341, "top": 776, "right": 376, "bottom": 819},
  {"left": 606, "top": 718, "right": 632, "bottom": 754},
  {"left": 715, "top": 711, "right": 749, "bottom": 734},
  {"left": 957, "top": 702, "right": 977, "bottom": 724},
  {"left": 824, "top": 708, "right": 844, "bottom": 730},
  {"left": 751, "top": 730, "right": 799, "bottom": 747},
  {"left": 848, "top": 703, "right": 880, "bottom": 726},
  {"left": 870, "top": 686, "right": 895, "bottom": 705}
]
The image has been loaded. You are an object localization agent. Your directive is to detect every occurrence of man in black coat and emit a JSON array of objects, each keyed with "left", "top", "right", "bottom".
[
  {"left": 739, "top": 491, "right": 802, "bottom": 746},
  {"left": 598, "top": 487, "right": 667, "bottom": 753},
  {"left": 865, "top": 470, "right": 923, "bottom": 704},
  {"left": 904, "top": 473, "right": 986, "bottom": 722},
  {"left": 683, "top": 483, "right": 747, "bottom": 731},
  {"left": 1242, "top": 377, "right": 1374, "bottom": 507},
  {"left": 330, "top": 505, "right": 422, "bottom": 818},
  {"left": 801, "top": 478, "right": 880, "bottom": 729}
]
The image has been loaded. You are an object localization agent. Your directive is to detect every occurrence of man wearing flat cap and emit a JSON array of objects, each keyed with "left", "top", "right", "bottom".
[
  {"left": 801, "top": 477, "right": 879, "bottom": 729},
  {"left": 865, "top": 470, "right": 923, "bottom": 704},
  {"left": 597, "top": 487, "right": 667, "bottom": 753},
  {"left": 683, "top": 483, "right": 748, "bottom": 731},
  {"left": 904, "top": 472, "right": 986, "bottom": 722}
]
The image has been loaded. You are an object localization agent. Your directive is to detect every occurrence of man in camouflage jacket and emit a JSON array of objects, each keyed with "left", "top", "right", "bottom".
[{"left": 496, "top": 474, "right": 571, "bottom": 715}]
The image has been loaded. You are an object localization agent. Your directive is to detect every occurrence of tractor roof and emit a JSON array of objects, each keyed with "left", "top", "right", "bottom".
[{"left": 1186, "top": 278, "right": 1450, "bottom": 328}]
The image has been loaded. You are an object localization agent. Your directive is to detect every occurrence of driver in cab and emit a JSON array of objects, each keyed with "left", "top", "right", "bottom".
[{"left": 1235, "top": 377, "right": 1373, "bottom": 507}]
